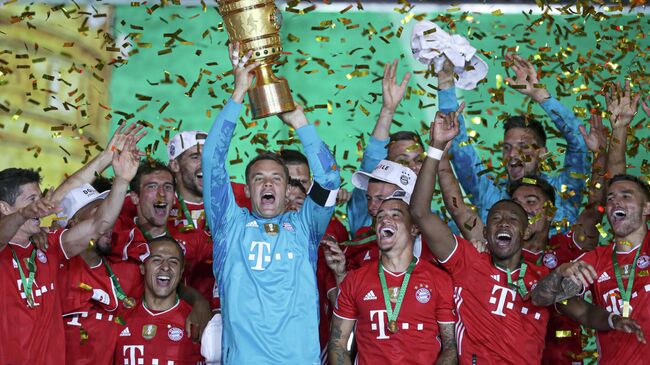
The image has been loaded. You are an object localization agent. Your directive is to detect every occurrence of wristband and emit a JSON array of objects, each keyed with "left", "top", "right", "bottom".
[
  {"left": 426, "top": 146, "right": 444, "bottom": 160},
  {"left": 608, "top": 312, "right": 617, "bottom": 329}
]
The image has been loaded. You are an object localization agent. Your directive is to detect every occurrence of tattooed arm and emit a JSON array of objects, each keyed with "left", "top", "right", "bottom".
[
  {"left": 531, "top": 271, "right": 583, "bottom": 307},
  {"left": 436, "top": 322, "right": 458, "bottom": 365},
  {"left": 328, "top": 315, "right": 355, "bottom": 365}
]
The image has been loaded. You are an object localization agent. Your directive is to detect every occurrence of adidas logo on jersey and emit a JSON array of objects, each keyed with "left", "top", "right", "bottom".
[
  {"left": 120, "top": 327, "right": 131, "bottom": 337},
  {"left": 246, "top": 221, "right": 259, "bottom": 228},
  {"left": 491, "top": 274, "right": 500, "bottom": 282},
  {"left": 363, "top": 251, "right": 371, "bottom": 261},
  {"left": 598, "top": 271, "right": 611, "bottom": 283},
  {"left": 363, "top": 290, "right": 377, "bottom": 301}
]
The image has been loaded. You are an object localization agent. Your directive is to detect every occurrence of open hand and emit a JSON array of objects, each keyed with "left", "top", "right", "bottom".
[
  {"left": 381, "top": 59, "right": 411, "bottom": 112},
  {"left": 605, "top": 80, "right": 640, "bottom": 129},
  {"left": 504, "top": 53, "right": 550, "bottom": 103},
  {"left": 429, "top": 102, "right": 465, "bottom": 149},
  {"left": 578, "top": 113, "right": 608, "bottom": 153},
  {"left": 278, "top": 103, "right": 308, "bottom": 129},
  {"left": 557, "top": 261, "right": 598, "bottom": 288},
  {"left": 612, "top": 315, "right": 646, "bottom": 344},
  {"left": 112, "top": 135, "right": 141, "bottom": 183},
  {"left": 19, "top": 188, "right": 61, "bottom": 221}
]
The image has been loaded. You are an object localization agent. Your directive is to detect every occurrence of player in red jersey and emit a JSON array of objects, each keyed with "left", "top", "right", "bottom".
[
  {"left": 329, "top": 190, "right": 456, "bottom": 365},
  {"left": 533, "top": 174, "right": 649, "bottom": 365},
  {"left": 0, "top": 131, "right": 141, "bottom": 365},
  {"left": 114, "top": 236, "right": 204, "bottom": 365}
]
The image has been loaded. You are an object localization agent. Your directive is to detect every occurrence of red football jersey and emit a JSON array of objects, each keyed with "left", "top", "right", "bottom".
[
  {"left": 114, "top": 299, "right": 203, "bottom": 365},
  {"left": 575, "top": 230, "right": 650, "bottom": 365},
  {"left": 334, "top": 258, "right": 455, "bottom": 364},
  {"left": 522, "top": 232, "right": 587, "bottom": 364},
  {"left": 440, "top": 235, "right": 550, "bottom": 364},
  {"left": 61, "top": 257, "right": 143, "bottom": 365},
  {"left": 169, "top": 198, "right": 207, "bottom": 232},
  {"left": 316, "top": 217, "right": 350, "bottom": 354},
  {"left": 0, "top": 230, "right": 68, "bottom": 364}
]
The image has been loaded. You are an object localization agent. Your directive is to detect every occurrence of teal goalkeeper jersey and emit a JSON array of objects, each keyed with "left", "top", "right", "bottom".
[{"left": 203, "top": 99, "right": 341, "bottom": 364}]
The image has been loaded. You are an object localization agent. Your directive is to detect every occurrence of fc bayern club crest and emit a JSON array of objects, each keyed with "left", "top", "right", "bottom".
[
  {"left": 415, "top": 287, "right": 431, "bottom": 304},
  {"left": 542, "top": 253, "right": 558, "bottom": 269},
  {"left": 637, "top": 255, "right": 650, "bottom": 270},
  {"left": 36, "top": 250, "right": 47, "bottom": 264},
  {"left": 168, "top": 327, "right": 184, "bottom": 342}
]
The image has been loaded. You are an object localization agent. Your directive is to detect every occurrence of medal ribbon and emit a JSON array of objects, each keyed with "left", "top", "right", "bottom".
[
  {"left": 378, "top": 256, "right": 417, "bottom": 327},
  {"left": 176, "top": 192, "right": 196, "bottom": 231},
  {"left": 10, "top": 247, "right": 37, "bottom": 307},
  {"left": 612, "top": 245, "right": 641, "bottom": 316},
  {"left": 102, "top": 258, "right": 130, "bottom": 304},
  {"left": 136, "top": 220, "right": 169, "bottom": 241},
  {"left": 505, "top": 261, "right": 529, "bottom": 298},
  {"left": 340, "top": 231, "right": 377, "bottom": 247}
]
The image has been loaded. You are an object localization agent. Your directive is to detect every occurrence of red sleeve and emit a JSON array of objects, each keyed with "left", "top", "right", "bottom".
[
  {"left": 333, "top": 270, "right": 359, "bottom": 320},
  {"left": 438, "top": 235, "right": 481, "bottom": 276},
  {"left": 575, "top": 247, "right": 599, "bottom": 268},
  {"left": 47, "top": 229, "right": 69, "bottom": 263},
  {"left": 434, "top": 270, "right": 456, "bottom": 323},
  {"left": 231, "top": 182, "right": 251, "bottom": 210},
  {"left": 325, "top": 218, "right": 349, "bottom": 244}
]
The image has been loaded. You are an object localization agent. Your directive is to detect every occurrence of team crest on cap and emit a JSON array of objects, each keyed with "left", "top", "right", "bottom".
[
  {"left": 168, "top": 327, "right": 184, "bottom": 342},
  {"left": 415, "top": 287, "right": 431, "bottom": 304},
  {"left": 36, "top": 250, "right": 47, "bottom": 264},
  {"left": 169, "top": 144, "right": 176, "bottom": 158},
  {"left": 400, "top": 175, "right": 409, "bottom": 186},
  {"left": 638, "top": 255, "right": 650, "bottom": 270},
  {"left": 542, "top": 253, "right": 558, "bottom": 269}
]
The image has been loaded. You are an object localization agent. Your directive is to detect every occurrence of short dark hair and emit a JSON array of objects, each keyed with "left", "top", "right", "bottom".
[
  {"left": 487, "top": 199, "right": 528, "bottom": 224},
  {"left": 92, "top": 176, "right": 113, "bottom": 193},
  {"left": 0, "top": 168, "right": 41, "bottom": 205},
  {"left": 508, "top": 175, "right": 556, "bottom": 204},
  {"left": 245, "top": 152, "right": 290, "bottom": 184},
  {"left": 279, "top": 149, "right": 308, "bottom": 166},
  {"left": 503, "top": 116, "right": 547, "bottom": 147},
  {"left": 389, "top": 131, "right": 425, "bottom": 150},
  {"left": 146, "top": 236, "right": 185, "bottom": 263},
  {"left": 130, "top": 160, "right": 175, "bottom": 194},
  {"left": 608, "top": 174, "right": 650, "bottom": 201}
]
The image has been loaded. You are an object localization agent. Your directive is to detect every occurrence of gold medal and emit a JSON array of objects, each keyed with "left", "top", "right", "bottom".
[
  {"left": 264, "top": 223, "right": 279, "bottom": 236},
  {"left": 142, "top": 324, "right": 157, "bottom": 340},
  {"left": 387, "top": 320, "right": 399, "bottom": 333},
  {"left": 622, "top": 301, "right": 630, "bottom": 318},
  {"left": 123, "top": 296, "right": 136, "bottom": 309}
]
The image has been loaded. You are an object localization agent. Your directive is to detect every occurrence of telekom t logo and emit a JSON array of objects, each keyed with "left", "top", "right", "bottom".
[
  {"left": 489, "top": 285, "right": 516, "bottom": 317},
  {"left": 369, "top": 310, "right": 390, "bottom": 340},
  {"left": 122, "top": 345, "right": 144, "bottom": 364},
  {"left": 249, "top": 241, "right": 271, "bottom": 271}
]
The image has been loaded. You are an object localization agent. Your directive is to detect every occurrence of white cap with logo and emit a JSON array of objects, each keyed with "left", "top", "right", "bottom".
[
  {"left": 167, "top": 131, "right": 207, "bottom": 161},
  {"left": 351, "top": 159, "right": 417, "bottom": 199},
  {"left": 56, "top": 184, "right": 110, "bottom": 228},
  {"left": 382, "top": 189, "right": 411, "bottom": 205}
]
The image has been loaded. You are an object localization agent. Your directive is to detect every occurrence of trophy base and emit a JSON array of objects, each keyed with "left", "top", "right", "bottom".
[{"left": 248, "top": 78, "right": 295, "bottom": 119}]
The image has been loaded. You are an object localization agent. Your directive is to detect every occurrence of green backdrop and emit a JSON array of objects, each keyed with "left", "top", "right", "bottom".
[{"left": 110, "top": 4, "right": 649, "bottom": 226}]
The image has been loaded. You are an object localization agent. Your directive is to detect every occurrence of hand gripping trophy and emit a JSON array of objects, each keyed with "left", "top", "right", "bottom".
[{"left": 218, "top": 0, "right": 295, "bottom": 119}]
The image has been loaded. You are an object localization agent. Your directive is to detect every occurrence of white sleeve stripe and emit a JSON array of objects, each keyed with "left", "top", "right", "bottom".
[
  {"left": 332, "top": 312, "right": 357, "bottom": 321},
  {"left": 59, "top": 229, "right": 71, "bottom": 260},
  {"left": 438, "top": 235, "right": 459, "bottom": 264}
]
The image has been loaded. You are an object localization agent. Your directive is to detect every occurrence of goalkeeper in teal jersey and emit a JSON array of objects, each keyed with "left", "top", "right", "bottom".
[{"left": 202, "top": 43, "right": 341, "bottom": 364}]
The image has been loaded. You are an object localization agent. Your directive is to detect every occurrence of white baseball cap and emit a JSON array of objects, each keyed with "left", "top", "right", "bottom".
[
  {"left": 351, "top": 160, "right": 417, "bottom": 196},
  {"left": 167, "top": 131, "right": 207, "bottom": 161},
  {"left": 57, "top": 184, "right": 110, "bottom": 228}
]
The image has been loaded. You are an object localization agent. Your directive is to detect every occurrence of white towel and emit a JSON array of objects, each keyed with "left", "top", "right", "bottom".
[{"left": 411, "top": 21, "right": 488, "bottom": 90}]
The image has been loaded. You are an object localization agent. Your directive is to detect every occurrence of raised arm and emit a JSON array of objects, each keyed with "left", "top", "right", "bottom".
[
  {"left": 438, "top": 153, "right": 484, "bottom": 241},
  {"left": 605, "top": 80, "right": 640, "bottom": 176},
  {"left": 202, "top": 43, "right": 258, "bottom": 232},
  {"left": 573, "top": 113, "right": 608, "bottom": 250},
  {"left": 439, "top": 59, "right": 497, "bottom": 214},
  {"left": 410, "top": 104, "right": 464, "bottom": 261},
  {"left": 61, "top": 136, "right": 141, "bottom": 258},
  {"left": 505, "top": 53, "right": 588, "bottom": 223},
  {"left": 347, "top": 60, "right": 409, "bottom": 235}
]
